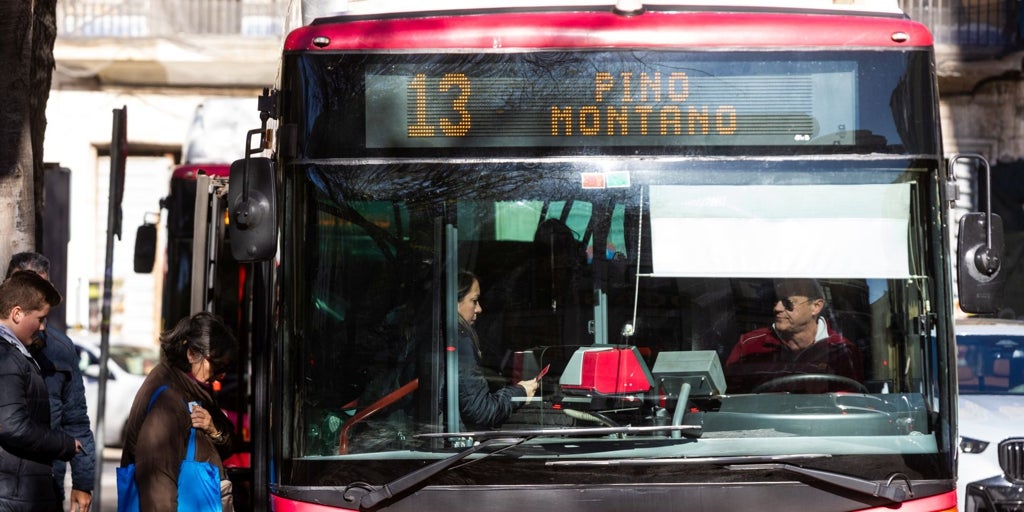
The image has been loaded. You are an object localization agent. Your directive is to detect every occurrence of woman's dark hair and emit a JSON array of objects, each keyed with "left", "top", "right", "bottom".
[
  {"left": 457, "top": 270, "right": 478, "bottom": 302},
  {"left": 456, "top": 270, "right": 481, "bottom": 355},
  {"left": 160, "top": 312, "right": 237, "bottom": 374}
]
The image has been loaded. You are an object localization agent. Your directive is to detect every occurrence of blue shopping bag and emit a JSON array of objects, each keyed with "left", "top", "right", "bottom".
[
  {"left": 115, "top": 463, "right": 141, "bottom": 512},
  {"left": 177, "top": 427, "right": 222, "bottom": 511},
  {"left": 117, "top": 385, "right": 167, "bottom": 512}
]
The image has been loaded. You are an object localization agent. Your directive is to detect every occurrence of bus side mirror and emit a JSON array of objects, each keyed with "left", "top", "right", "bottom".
[
  {"left": 133, "top": 219, "right": 157, "bottom": 273},
  {"left": 228, "top": 156, "right": 277, "bottom": 262},
  {"left": 958, "top": 212, "right": 1005, "bottom": 313},
  {"left": 951, "top": 153, "right": 1006, "bottom": 314}
]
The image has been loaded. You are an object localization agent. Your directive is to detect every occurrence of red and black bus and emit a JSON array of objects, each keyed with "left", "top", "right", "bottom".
[{"left": 226, "top": 1, "right": 1006, "bottom": 510}]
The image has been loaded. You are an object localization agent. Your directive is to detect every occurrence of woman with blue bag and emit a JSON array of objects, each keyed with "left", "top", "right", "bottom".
[{"left": 118, "top": 312, "right": 238, "bottom": 512}]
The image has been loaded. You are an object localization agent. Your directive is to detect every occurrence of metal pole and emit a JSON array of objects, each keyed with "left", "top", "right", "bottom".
[{"left": 95, "top": 106, "right": 127, "bottom": 507}]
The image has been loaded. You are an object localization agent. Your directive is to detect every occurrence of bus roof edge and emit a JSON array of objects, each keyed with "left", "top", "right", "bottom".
[{"left": 298, "top": 0, "right": 905, "bottom": 26}]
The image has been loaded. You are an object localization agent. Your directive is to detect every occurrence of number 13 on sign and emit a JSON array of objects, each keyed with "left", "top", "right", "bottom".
[{"left": 407, "top": 73, "right": 472, "bottom": 137}]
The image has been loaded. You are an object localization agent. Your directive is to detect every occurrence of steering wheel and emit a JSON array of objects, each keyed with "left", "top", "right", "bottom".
[{"left": 751, "top": 373, "right": 869, "bottom": 394}]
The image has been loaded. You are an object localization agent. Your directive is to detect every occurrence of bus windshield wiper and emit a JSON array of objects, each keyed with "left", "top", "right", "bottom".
[
  {"left": 348, "top": 425, "right": 701, "bottom": 510},
  {"left": 419, "top": 424, "right": 701, "bottom": 440},
  {"left": 728, "top": 463, "right": 915, "bottom": 503},
  {"left": 546, "top": 453, "right": 831, "bottom": 466},
  {"left": 347, "top": 436, "right": 529, "bottom": 511}
]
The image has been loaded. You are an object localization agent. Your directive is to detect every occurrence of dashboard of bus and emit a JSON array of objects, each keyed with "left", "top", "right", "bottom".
[{"left": 272, "top": 157, "right": 956, "bottom": 495}]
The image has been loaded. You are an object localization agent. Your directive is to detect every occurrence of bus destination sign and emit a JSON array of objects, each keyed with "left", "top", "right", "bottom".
[{"left": 364, "top": 58, "right": 856, "bottom": 148}]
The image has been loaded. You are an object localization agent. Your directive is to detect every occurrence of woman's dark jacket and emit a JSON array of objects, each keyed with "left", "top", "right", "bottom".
[
  {"left": 0, "top": 339, "right": 78, "bottom": 512},
  {"left": 456, "top": 323, "right": 526, "bottom": 429},
  {"left": 119, "top": 361, "right": 234, "bottom": 512}
]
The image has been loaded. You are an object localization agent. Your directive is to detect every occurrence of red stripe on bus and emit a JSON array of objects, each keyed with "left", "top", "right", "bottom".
[
  {"left": 286, "top": 11, "right": 932, "bottom": 51},
  {"left": 171, "top": 164, "right": 232, "bottom": 181}
]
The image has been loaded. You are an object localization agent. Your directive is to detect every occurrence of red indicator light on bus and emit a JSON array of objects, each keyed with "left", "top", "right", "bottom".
[{"left": 581, "top": 173, "right": 606, "bottom": 189}]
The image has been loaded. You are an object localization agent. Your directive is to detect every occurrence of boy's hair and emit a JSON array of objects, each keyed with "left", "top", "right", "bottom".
[{"left": 0, "top": 271, "right": 62, "bottom": 319}]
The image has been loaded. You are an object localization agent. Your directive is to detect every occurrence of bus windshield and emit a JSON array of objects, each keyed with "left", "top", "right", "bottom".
[
  {"left": 285, "top": 157, "right": 948, "bottom": 471},
  {"left": 273, "top": 44, "right": 954, "bottom": 502}
]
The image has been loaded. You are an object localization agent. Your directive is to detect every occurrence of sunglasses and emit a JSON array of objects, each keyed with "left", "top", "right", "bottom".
[
  {"left": 775, "top": 296, "right": 814, "bottom": 311},
  {"left": 205, "top": 355, "right": 230, "bottom": 381}
]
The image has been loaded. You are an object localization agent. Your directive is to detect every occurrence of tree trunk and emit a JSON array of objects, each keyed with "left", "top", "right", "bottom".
[{"left": 0, "top": 0, "right": 57, "bottom": 269}]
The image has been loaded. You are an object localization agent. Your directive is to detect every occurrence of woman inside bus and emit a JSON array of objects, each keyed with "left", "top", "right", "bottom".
[
  {"left": 120, "top": 312, "right": 238, "bottom": 511},
  {"left": 457, "top": 270, "right": 539, "bottom": 429}
]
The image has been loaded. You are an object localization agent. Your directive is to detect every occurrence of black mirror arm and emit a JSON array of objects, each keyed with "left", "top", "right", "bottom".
[
  {"left": 949, "top": 152, "right": 1001, "bottom": 276},
  {"left": 238, "top": 88, "right": 276, "bottom": 206},
  {"left": 976, "top": 157, "right": 1001, "bottom": 275}
]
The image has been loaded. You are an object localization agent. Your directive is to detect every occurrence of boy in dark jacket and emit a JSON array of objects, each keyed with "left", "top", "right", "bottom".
[
  {"left": 7, "top": 252, "right": 96, "bottom": 511},
  {"left": 0, "top": 271, "right": 82, "bottom": 512}
]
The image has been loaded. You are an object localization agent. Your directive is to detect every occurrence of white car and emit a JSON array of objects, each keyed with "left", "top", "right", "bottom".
[
  {"left": 955, "top": 317, "right": 1024, "bottom": 511},
  {"left": 73, "top": 337, "right": 157, "bottom": 447}
]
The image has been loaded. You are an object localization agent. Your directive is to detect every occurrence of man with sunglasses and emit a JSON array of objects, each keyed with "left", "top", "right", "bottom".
[{"left": 724, "top": 279, "right": 864, "bottom": 394}]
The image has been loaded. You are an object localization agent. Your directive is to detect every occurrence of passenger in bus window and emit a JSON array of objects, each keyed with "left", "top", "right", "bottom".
[
  {"left": 723, "top": 279, "right": 864, "bottom": 394},
  {"left": 456, "top": 270, "right": 539, "bottom": 429}
]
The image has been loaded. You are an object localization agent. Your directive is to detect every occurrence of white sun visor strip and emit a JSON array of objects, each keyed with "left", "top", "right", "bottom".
[{"left": 649, "top": 183, "right": 911, "bottom": 278}]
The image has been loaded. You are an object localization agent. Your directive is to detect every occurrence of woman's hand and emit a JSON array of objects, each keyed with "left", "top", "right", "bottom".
[
  {"left": 517, "top": 378, "right": 540, "bottom": 399},
  {"left": 190, "top": 404, "right": 221, "bottom": 438}
]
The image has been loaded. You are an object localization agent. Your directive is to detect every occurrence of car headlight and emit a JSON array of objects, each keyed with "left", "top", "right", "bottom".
[{"left": 961, "top": 436, "right": 991, "bottom": 454}]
